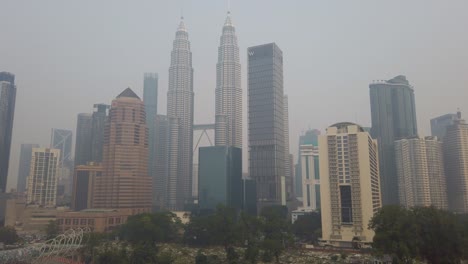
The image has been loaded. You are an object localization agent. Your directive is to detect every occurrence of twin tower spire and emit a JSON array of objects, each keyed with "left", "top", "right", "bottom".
[{"left": 166, "top": 13, "right": 242, "bottom": 210}]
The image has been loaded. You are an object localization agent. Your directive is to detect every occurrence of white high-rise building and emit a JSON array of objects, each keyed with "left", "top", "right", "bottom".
[
  {"left": 27, "top": 148, "right": 60, "bottom": 207},
  {"left": 215, "top": 12, "right": 242, "bottom": 148},
  {"left": 166, "top": 17, "right": 194, "bottom": 210},
  {"left": 300, "top": 144, "right": 320, "bottom": 211},
  {"left": 395, "top": 136, "right": 448, "bottom": 209},
  {"left": 444, "top": 111, "right": 468, "bottom": 213},
  {"left": 319, "top": 122, "right": 381, "bottom": 248}
]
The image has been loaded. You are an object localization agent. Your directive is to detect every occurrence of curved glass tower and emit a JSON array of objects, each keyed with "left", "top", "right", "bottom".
[
  {"left": 215, "top": 12, "right": 242, "bottom": 148},
  {"left": 167, "top": 17, "right": 194, "bottom": 210}
]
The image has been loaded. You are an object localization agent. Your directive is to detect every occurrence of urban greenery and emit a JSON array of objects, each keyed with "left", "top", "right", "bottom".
[
  {"left": 369, "top": 205, "right": 468, "bottom": 264},
  {"left": 0, "top": 226, "right": 19, "bottom": 245},
  {"left": 45, "top": 220, "right": 59, "bottom": 240}
]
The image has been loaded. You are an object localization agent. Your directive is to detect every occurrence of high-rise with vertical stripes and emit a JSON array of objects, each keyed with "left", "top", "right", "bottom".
[
  {"left": 166, "top": 18, "right": 194, "bottom": 210},
  {"left": 215, "top": 12, "right": 242, "bottom": 148}
]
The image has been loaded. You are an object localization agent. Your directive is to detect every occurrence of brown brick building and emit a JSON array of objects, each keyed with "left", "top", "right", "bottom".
[
  {"left": 92, "top": 88, "right": 152, "bottom": 214},
  {"left": 57, "top": 209, "right": 132, "bottom": 233}
]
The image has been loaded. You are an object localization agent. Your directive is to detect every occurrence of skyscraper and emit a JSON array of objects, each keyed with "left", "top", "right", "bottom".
[
  {"left": 248, "top": 43, "right": 285, "bottom": 208},
  {"left": 143, "top": 73, "right": 158, "bottom": 197},
  {"left": 166, "top": 17, "right": 194, "bottom": 210},
  {"left": 395, "top": 137, "right": 448, "bottom": 209},
  {"left": 26, "top": 148, "right": 60, "bottom": 207},
  {"left": 91, "top": 104, "right": 109, "bottom": 162},
  {"left": 0, "top": 72, "right": 17, "bottom": 193},
  {"left": 16, "top": 143, "right": 39, "bottom": 194},
  {"left": 370, "top": 75, "right": 418, "bottom": 205},
  {"left": 198, "top": 146, "right": 242, "bottom": 211},
  {"left": 319, "top": 123, "right": 381, "bottom": 247},
  {"left": 51, "top": 129, "right": 73, "bottom": 196},
  {"left": 444, "top": 111, "right": 468, "bottom": 213},
  {"left": 74, "top": 113, "right": 93, "bottom": 166},
  {"left": 215, "top": 12, "right": 242, "bottom": 148},
  {"left": 283, "top": 95, "right": 293, "bottom": 200},
  {"left": 153, "top": 114, "right": 169, "bottom": 211},
  {"left": 72, "top": 162, "right": 102, "bottom": 211},
  {"left": 300, "top": 144, "right": 320, "bottom": 211},
  {"left": 430, "top": 113, "right": 458, "bottom": 141},
  {"left": 295, "top": 129, "right": 320, "bottom": 197},
  {"left": 92, "top": 88, "right": 152, "bottom": 214}
]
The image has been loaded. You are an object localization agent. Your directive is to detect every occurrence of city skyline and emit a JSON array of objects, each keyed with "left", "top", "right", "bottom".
[{"left": 2, "top": 1, "right": 468, "bottom": 191}]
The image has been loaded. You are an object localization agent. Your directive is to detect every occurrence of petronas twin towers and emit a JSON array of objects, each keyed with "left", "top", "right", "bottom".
[{"left": 166, "top": 13, "right": 241, "bottom": 210}]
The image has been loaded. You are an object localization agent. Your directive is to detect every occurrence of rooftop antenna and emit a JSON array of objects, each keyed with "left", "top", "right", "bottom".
[{"left": 227, "top": 0, "right": 231, "bottom": 13}]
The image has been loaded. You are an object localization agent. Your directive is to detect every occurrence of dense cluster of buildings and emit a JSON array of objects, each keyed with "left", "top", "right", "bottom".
[{"left": 0, "top": 12, "right": 467, "bottom": 248}]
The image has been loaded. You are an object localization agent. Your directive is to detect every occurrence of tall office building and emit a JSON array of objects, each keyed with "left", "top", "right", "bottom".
[
  {"left": 51, "top": 128, "right": 73, "bottom": 196},
  {"left": 395, "top": 137, "right": 448, "bottom": 209},
  {"left": 153, "top": 114, "right": 169, "bottom": 211},
  {"left": 26, "top": 148, "right": 60, "bottom": 207},
  {"left": 283, "top": 95, "right": 293, "bottom": 200},
  {"left": 215, "top": 12, "right": 242, "bottom": 148},
  {"left": 431, "top": 113, "right": 457, "bottom": 141},
  {"left": 300, "top": 144, "right": 320, "bottom": 211},
  {"left": 143, "top": 73, "right": 158, "bottom": 199},
  {"left": 74, "top": 113, "right": 93, "bottom": 166},
  {"left": 295, "top": 129, "right": 320, "bottom": 197},
  {"left": 198, "top": 146, "right": 242, "bottom": 211},
  {"left": 91, "top": 104, "right": 109, "bottom": 162},
  {"left": 444, "top": 111, "right": 468, "bottom": 213},
  {"left": 370, "top": 75, "right": 418, "bottom": 205},
  {"left": 248, "top": 43, "right": 285, "bottom": 208},
  {"left": 166, "top": 18, "right": 194, "bottom": 210},
  {"left": 92, "top": 88, "right": 152, "bottom": 214},
  {"left": 72, "top": 163, "right": 102, "bottom": 211},
  {"left": 16, "top": 143, "right": 39, "bottom": 194},
  {"left": 0, "top": 72, "right": 17, "bottom": 193},
  {"left": 319, "top": 122, "right": 381, "bottom": 247}
]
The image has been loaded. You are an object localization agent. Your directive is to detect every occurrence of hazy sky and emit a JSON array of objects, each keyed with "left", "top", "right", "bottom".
[{"left": 2, "top": 0, "right": 468, "bottom": 190}]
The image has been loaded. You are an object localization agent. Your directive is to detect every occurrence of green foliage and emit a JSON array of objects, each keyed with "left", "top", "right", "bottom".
[
  {"left": 119, "top": 211, "right": 182, "bottom": 245},
  {"left": 370, "top": 205, "right": 468, "bottom": 264},
  {"left": 292, "top": 212, "right": 321, "bottom": 243},
  {"left": 0, "top": 226, "right": 19, "bottom": 245},
  {"left": 131, "top": 242, "right": 159, "bottom": 264},
  {"left": 260, "top": 205, "right": 292, "bottom": 263},
  {"left": 95, "top": 244, "right": 129, "bottom": 264},
  {"left": 45, "top": 220, "right": 59, "bottom": 240}
]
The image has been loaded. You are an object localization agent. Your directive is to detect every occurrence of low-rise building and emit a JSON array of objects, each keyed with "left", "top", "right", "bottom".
[{"left": 56, "top": 209, "right": 132, "bottom": 233}]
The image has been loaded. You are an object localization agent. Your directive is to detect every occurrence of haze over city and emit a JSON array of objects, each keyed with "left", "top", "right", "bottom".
[{"left": 2, "top": 0, "right": 468, "bottom": 191}]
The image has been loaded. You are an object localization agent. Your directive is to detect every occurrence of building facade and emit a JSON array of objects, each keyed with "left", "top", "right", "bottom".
[
  {"left": 215, "top": 12, "right": 242, "bottom": 148},
  {"left": 57, "top": 209, "right": 132, "bottom": 233},
  {"left": 198, "top": 146, "right": 242, "bottom": 211},
  {"left": 0, "top": 72, "right": 17, "bottom": 193},
  {"left": 430, "top": 113, "right": 457, "bottom": 141},
  {"left": 16, "top": 143, "right": 39, "bottom": 194},
  {"left": 395, "top": 137, "right": 448, "bottom": 209},
  {"left": 283, "top": 95, "right": 293, "bottom": 200},
  {"left": 319, "top": 123, "right": 381, "bottom": 247},
  {"left": 370, "top": 75, "right": 418, "bottom": 205},
  {"left": 295, "top": 129, "right": 320, "bottom": 198},
  {"left": 153, "top": 114, "right": 169, "bottom": 211},
  {"left": 51, "top": 128, "right": 73, "bottom": 196},
  {"left": 26, "top": 148, "right": 60, "bottom": 207},
  {"left": 300, "top": 144, "right": 320, "bottom": 211},
  {"left": 92, "top": 88, "right": 152, "bottom": 214},
  {"left": 444, "top": 111, "right": 468, "bottom": 213},
  {"left": 248, "top": 43, "right": 285, "bottom": 208},
  {"left": 74, "top": 113, "right": 93, "bottom": 166},
  {"left": 143, "top": 72, "right": 159, "bottom": 204},
  {"left": 91, "top": 104, "right": 109, "bottom": 162},
  {"left": 72, "top": 163, "right": 102, "bottom": 211},
  {"left": 166, "top": 18, "right": 194, "bottom": 210}
]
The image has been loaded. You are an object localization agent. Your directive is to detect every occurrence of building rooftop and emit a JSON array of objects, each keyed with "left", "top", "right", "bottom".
[{"left": 117, "top": 87, "right": 140, "bottom": 99}]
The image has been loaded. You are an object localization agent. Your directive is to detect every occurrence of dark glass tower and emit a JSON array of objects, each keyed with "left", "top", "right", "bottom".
[
  {"left": 17, "top": 143, "right": 39, "bottom": 194},
  {"left": 430, "top": 113, "right": 457, "bottom": 141},
  {"left": 247, "top": 43, "right": 285, "bottom": 208},
  {"left": 370, "top": 75, "right": 418, "bottom": 205},
  {"left": 143, "top": 73, "right": 159, "bottom": 194},
  {"left": 0, "top": 72, "right": 16, "bottom": 193},
  {"left": 91, "top": 104, "right": 109, "bottom": 162},
  {"left": 74, "top": 113, "right": 93, "bottom": 166}
]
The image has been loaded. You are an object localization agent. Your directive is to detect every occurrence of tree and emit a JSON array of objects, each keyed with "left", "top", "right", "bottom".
[
  {"left": 45, "top": 220, "right": 59, "bottom": 240},
  {"left": 292, "top": 212, "right": 321, "bottom": 243},
  {"left": 260, "top": 206, "right": 292, "bottom": 263},
  {"left": 0, "top": 226, "right": 19, "bottom": 245}
]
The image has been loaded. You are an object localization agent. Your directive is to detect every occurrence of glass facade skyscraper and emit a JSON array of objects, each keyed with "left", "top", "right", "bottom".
[
  {"left": 247, "top": 43, "right": 285, "bottom": 208},
  {"left": 17, "top": 143, "right": 39, "bottom": 194},
  {"left": 143, "top": 73, "right": 159, "bottom": 195},
  {"left": 430, "top": 113, "right": 457, "bottom": 141},
  {"left": 198, "top": 146, "right": 242, "bottom": 211},
  {"left": 0, "top": 72, "right": 16, "bottom": 193},
  {"left": 370, "top": 75, "right": 418, "bottom": 205},
  {"left": 75, "top": 113, "right": 93, "bottom": 166}
]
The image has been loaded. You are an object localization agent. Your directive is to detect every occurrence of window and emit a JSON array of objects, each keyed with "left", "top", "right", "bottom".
[
  {"left": 65, "top": 219, "right": 71, "bottom": 225},
  {"left": 80, "top": 219, "right": 87, "bottom": 225},
  {"left": 340, "top": 186, "right": 353, "bottom": 224},
  {"left": 73, "top": 219, "right": 79, "bottom": 225},
  {"left": 109, "top": 218, "right": 114, "bottom": 224}
]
